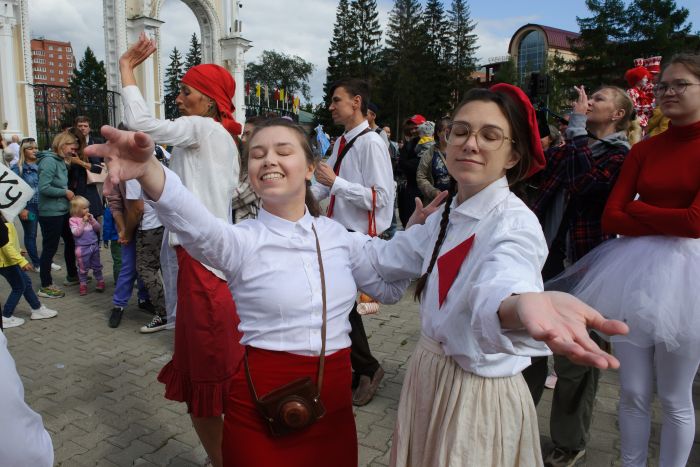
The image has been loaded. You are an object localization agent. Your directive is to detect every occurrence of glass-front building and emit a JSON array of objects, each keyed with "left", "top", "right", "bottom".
[{"left": 517, "top": 30, "right": 546, "bottom": 82}]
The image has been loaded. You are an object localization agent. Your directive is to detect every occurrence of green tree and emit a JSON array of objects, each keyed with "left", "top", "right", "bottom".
[
  {"left": 164, "top": 47, "right": 184, "bottom": 120},
  {"left": 447, "top": 0, "right": 478, "bottom": 102},
  {"left": 379, "top": 0, "right": 431, "bottom": 127},
  {"left": 492, "top": 56, "right": 518, "bottom": 85},
  {"left": 569, "top": 0, "right": 630, "bottom": 88},
  {"left": 184, "top": 33, "right": 202, "bottom": 71},
  {"left": 352, "top": 0, "right": 383, "bottom": 82},
  {"left": 245, "top": 50, "right": 314, "bottom": 101},
  {"left": 624, "top": 0, "right": 700, "bottom": 58},
  {"left": 66, "top": 47, "right": 109, "bottom": 128},
  {"left": 421, "top": 0, "right": 453, "bottom": 118}
]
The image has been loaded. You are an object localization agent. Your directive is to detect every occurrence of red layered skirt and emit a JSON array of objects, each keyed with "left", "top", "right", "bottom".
[
  {"left": 223, "top": 347, "right": 357, "bottom": 467},
  {"left": 157, "top": 246, "right": 244, "bottom": 417}
]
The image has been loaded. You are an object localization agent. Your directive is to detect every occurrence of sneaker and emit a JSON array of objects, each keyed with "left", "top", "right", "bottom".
[
  {"left": 79, "top": 284, "right": 88, "bottom": 296},
  {"left": 140, "top": 315, "right": 168, "bottom": 334},
  {"left": 38, "top": 286, "right": 65, "bottom": 298},
  {"left": 63, "top": 276, "right": 79, "bottom": 286},
  {"left": 95, "top": 280, "right": 106, "bottom": 293},
  {"left": 108, "top": 306, "right": 124, "bottom": 328},
  {"left": 31, "top": 305, "right": 58, "bottom": 320},
  {"left": 544, "top": 447, "right": 585, "bottom": 467},
  {"left": 51, "top": 263, "right": 62, "bottom": 271},
  {"left": 138, "top": 299, "right": 156, "bottom": 314},
  {"left": 352, "top": 366, "right": 385, "bottom": 406},
  {"left": 2, "top": 316, "right": 25, "bottom": 328}
]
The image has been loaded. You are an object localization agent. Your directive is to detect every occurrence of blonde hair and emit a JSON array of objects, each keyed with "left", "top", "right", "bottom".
[
  {"left": 70, "top": 196, "right": 90, "bottom": 216},
  {"left": 17, "top": 139, "right": 38, "bottom": 175},
  {"left": 51, "top": 131, "right": 79, "bottom": 155}
]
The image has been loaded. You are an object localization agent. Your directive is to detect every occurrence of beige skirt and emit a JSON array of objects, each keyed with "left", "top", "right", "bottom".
[{"left": 390, "top": 335, "right": 543, "bottom": 467}]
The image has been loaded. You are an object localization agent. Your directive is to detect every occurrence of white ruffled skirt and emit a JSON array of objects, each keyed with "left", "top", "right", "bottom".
[{"left": 546, "top": 236, "right": 700, "bottom": 353}]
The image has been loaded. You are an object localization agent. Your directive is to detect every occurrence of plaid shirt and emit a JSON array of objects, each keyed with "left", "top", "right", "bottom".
[{"left": 528, "top": 135, "right": 629, "bottom": 262}]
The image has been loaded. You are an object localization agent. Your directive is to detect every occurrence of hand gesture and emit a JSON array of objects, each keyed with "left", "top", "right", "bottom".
[
  {"left": 84, "top": 126, "right": 155, "bottom": 187},
  {"left": 314, "top": 162, "right": 336, "bottom": 187},
  {"left": 405, "top": 191, "right": 449, "bottom": 229},
  {"left": 572, "top": 85, "right": 589, "bottom": 115},
  {"left": 119, "top": 32, "right": 157, "bottom": 71},
  {"left": 516, "top": 291, "right": 628, "bottom": 369}
]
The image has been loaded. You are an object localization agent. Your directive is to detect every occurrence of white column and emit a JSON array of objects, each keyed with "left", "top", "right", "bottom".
[
  {"left": 126, "top": 16, "right": 164, "bottom": 118},
  {"left": 220, "top": 36, "right": 251, "bottom": 126},
  {"left": 0, "top": 3, "right": 20, "bottom": 136}
]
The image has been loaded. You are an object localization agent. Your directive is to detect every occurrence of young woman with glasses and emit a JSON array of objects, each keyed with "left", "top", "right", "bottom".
[{"left": 549, "top": 53, "right": 700, "bottom": 467}]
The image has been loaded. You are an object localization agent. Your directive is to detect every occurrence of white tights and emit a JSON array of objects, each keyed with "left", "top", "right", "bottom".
[{"left": 614, "top": 341, "right": 700, "bottom": 467}]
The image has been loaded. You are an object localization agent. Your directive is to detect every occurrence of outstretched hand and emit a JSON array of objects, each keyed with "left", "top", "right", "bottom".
[
  {"left": 84, "top": 125, "right": 161, "bottom": 198},
  {"left": 516, "top": 291, "right": 628, "bottom": 369},
  {"left": 405, "top": 191, "right": 449, "bottom": 229},
  {"left": 119, "top": 32, "right": 156, "bottom": 71}
]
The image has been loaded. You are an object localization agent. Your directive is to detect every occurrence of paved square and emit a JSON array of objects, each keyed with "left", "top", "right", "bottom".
[{"left": 4, "top": 248, "right": 700, "bottom": 466}]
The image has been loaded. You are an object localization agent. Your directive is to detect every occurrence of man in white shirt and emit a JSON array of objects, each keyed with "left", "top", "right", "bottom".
[{"left": 312, "top": 78, "right": 395, "bottom": 406}]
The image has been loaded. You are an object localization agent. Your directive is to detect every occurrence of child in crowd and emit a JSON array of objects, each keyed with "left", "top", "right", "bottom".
[
  {"left": 69, "top": 196, "right": 105, "bottom": 295},
  {"left": 0, "top": 212, "right": 58, "bottom": 328}
]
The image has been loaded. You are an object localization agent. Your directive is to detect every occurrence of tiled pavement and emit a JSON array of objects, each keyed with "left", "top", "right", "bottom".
[{"left": 4, "top": 247, "right": 700, "bottom": 466}]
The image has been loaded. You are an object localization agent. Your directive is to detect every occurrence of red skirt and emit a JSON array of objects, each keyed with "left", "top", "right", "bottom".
[
  {"left": 223, "top": 347, "right": 357, "bottom": 467},
  {"left": 157, "top": 246, "right": 244, "bottom": 417}
]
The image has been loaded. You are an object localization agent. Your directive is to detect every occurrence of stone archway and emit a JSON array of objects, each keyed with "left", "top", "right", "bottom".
[{"left": 102, "top": 0, "right": 251, "bottom": 123}]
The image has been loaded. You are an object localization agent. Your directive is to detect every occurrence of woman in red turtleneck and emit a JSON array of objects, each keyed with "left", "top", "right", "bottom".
[{"left": 549, "top": 54, "right": 700, "bottom": 467}]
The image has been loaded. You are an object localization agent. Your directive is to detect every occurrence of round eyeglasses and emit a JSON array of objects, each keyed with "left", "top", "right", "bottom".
[
  {"left": 653, "top": 81, "right": 700, "bottom": 97},
  {"left": 446, "top": 122, "right": 515, "bottom": 151}
]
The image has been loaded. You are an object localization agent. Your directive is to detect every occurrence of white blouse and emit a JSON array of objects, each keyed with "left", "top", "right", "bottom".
[
  {"left": 311, "top": 120, "right": 395, "bottom": 234},
  {"left": 122, "top": 85, "right": 239, "bottom": 279},
  {"left": 366, "top": 177, "right": 551, "bottom": 377},
  {"left": 149, "top": 167, "right": 409, "bottom": 355}
]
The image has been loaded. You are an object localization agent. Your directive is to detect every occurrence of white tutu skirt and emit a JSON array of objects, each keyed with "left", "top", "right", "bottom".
[{"left": 546, "top": 236, "right": 700, "bottom": 353}]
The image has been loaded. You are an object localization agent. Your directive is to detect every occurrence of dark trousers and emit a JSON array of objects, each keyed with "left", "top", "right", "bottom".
[
  {"left": 349, "top": 302, "right": 380, "bottom": 381},
  {"left": 0, "top": 265, "right": 41, "bottom": 317},
  {"left": 38, "top": 214, "right": 77, "bottom": 287}
]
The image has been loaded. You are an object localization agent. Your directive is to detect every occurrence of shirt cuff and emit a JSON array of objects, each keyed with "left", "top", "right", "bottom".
[
  {"left": 475, "top": 282, "right": 551, "bottom": 356},
  {"left": 330, "top": 176, "right": 350, "bottom": 195},
  {"left": 565, "top": 113, "right": 588, "bottom": 139}
]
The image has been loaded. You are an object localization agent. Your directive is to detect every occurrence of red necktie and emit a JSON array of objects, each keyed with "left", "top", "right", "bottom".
[
  {"left": 326, "top": 135, "right": 347, "bottom": 218},
  {"left": 437, "top": 234, "right": 475, "bottom": 307}
]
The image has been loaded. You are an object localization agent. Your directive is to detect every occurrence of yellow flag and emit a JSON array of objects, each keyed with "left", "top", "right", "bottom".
[
  {"left": 280, "top": 88, "right": 285, "bottom": 102},
  {"left": 255, "top": 83, "right": 261, "bottom": 97}
]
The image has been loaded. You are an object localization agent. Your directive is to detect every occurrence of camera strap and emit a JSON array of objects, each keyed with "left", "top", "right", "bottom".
[{"left": 244, "top": 224, "right": 327, "bottom": 399}]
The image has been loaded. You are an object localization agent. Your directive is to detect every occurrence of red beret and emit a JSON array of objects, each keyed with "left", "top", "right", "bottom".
[
  {"left": 408, "top": 114, "right": 426, "bottom": 125},
  {"left": 489, "top": 83, "right": 546, "bottom": 178},
  {"left": 625, "top": 66, "right": 650, "bottom": 88},
  {"left": 182, "top": 64, "right": 242, "bottom": 136}
]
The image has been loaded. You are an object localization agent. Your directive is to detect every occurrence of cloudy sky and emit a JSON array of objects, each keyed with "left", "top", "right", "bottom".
[{"left": 28, "top": 0, "right": 700, "bottom": 104}]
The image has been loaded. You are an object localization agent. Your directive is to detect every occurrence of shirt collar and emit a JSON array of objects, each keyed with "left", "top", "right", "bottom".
[
  {"left": 451, "top": 176, "right": 510, "bottom": 220},
  {"left": 344, "top": 120, "right": 370, "bottom": 140},
  {"left": 257, "top": 206, "right": 315, "bottom": 237}
]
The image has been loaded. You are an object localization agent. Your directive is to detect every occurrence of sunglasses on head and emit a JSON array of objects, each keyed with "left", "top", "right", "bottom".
[{"left": 21, "top": 138, "right": 36, "bottom": 145}]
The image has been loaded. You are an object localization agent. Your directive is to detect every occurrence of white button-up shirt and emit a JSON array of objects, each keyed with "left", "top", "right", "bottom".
[
  {"left": 366, "top": 177, "right": 551, "bottom": 377},
  {"left": 122, "top": 85, "right": 238, "bottom": 278},
  {"left": 311, "top": 120, "right": 394, "bottom": 234},
  {"left": 150, "top": 167, "right": 409, "bottom": 355}
]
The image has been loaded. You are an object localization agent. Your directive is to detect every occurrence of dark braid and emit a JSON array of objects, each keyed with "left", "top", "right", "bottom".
[{"left": 414, "top": 178, "right": 456, "bottom": 301}]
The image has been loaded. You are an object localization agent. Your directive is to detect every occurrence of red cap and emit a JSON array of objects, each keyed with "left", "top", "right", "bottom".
[
  {"left": 408, "top": 114, "right": 426, "bottom": 125},
  {"left": 489, "top": 83, "right": 546, "bottom": 178}
]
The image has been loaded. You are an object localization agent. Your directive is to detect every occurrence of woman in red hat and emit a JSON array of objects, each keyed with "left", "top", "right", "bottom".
[
  {"left": 362, "top": 84, "right": 628, "bottom": 466},
  {"left": 118, "top": 32, "right": 243, "bottom": 467}
]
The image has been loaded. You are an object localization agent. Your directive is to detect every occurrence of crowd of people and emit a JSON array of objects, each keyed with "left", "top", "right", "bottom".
[{"left": 1, "top": 30, "right": 699, "bottom": 467}]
